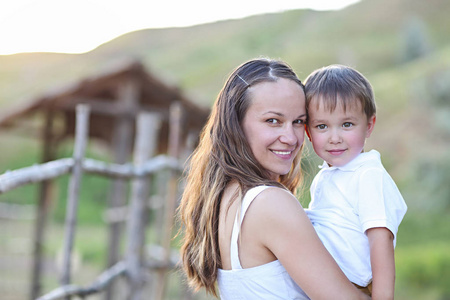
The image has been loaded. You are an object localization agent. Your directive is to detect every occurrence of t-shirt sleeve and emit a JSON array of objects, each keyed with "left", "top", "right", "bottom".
[{"left": 357, "top": 167, "right": 407, "bottom": 246}]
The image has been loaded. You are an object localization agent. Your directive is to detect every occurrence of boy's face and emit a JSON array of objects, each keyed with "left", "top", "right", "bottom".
[{"left": 307, "top": 98, "right": 376, "bottom": 167}]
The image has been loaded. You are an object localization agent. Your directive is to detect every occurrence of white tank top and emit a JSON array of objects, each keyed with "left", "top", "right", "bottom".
[{"left": 217, "top": 186, "right": 310, "bottom": 299}]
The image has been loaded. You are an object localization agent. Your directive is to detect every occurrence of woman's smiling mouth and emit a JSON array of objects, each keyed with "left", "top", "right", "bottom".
[{"left": 272, "top": 150, "right": 295, "bottom": 157}]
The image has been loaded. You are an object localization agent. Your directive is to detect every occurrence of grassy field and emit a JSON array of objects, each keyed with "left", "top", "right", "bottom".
[
  {"left": 1, "top": 197, "right": 448, "bottom": 299},
  {"left": 1, "top": 138, "right": 449, "bottom": 299}
]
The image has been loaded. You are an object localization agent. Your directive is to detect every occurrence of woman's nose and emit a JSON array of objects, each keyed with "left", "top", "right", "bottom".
[{"left": 279, "top": 125, "right": 298, "bottom": 145}]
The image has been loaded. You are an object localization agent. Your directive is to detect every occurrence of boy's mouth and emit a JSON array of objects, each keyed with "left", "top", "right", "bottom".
[{"left": 327, "top": 149, "right": 346, "bottom": 156}]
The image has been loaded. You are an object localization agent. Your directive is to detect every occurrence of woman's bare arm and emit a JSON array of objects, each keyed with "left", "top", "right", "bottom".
[{"left": 252, "top": 188, "right": 370, "bottom": 300}]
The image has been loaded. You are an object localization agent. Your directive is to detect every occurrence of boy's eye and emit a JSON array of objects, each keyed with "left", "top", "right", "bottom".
[
  {"left": 343, "top": 122, "right": 353, "bottom": 128},
  {"left": 317, "top": 124, "right": 327, "bottom": 130},
  {"left": 294, "top": 119, "right": 305, "bottom": 125}
]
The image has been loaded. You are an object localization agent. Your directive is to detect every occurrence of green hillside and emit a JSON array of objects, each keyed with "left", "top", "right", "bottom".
[
  {"left": 2, "top": 0, "right": 449, "bottom": 108},
  {"left": 0, "top": 0, "right": 449, "bottom": 298},
  {"left": 2, "top": 0, "right": 448, "bottom": 208}
]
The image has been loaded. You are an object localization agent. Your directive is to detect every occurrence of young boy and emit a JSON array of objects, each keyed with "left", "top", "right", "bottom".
[{"left": 304, "top": 65, "right": 407, "bottom": 299}]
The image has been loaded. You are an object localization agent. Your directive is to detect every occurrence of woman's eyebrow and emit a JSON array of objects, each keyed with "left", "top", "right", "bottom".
[
  {"left": 263, "top": 112, "right": 307, "bottom": 119},
  {"left": 262, "top": 111, "right": 283, "bottom": 116}
]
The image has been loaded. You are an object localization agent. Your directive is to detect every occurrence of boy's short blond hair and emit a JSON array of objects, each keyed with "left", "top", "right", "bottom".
[{"left": 304, "top": 65, "right": 376, "bottom": 119}]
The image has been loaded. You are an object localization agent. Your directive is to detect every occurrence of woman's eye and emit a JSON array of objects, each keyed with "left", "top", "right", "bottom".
[
  {"left": 294, "top": 119, "right": 305, "bottom": 125},
  {"left": 317, "top": 124, "right": 327, "bottom": 130},
  {"left": 267, "top": 118, "right": 279, "bottom": 124},
  {"left": 343, "top": 122, "right": 353, "bottom": 128}
]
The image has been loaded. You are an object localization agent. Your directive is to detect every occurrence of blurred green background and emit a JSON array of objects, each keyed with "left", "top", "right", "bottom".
[{"left": 1, "top": 0, "right": 449, "bottom": 299}]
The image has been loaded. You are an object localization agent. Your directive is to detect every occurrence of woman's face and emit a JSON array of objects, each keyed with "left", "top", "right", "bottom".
[{"left": 242, "top": 78, "right": 306, "bottom": 180}]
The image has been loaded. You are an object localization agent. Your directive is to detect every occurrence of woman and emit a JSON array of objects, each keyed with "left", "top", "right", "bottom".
[{"left": 178, "top": 58, "right": 369, "bottom": 299}]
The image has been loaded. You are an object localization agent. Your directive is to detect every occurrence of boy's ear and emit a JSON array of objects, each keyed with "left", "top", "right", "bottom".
[
  {"left": 305, "top": 125, "right": 312, "bottom": 141},
  {"left": 366, "top": 115, "right": 376, "bottom": 138}
]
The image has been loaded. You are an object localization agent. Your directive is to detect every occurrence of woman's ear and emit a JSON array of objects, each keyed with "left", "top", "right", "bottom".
[{"left": 366, "top": 115, "right": 376, "bottom": 138}]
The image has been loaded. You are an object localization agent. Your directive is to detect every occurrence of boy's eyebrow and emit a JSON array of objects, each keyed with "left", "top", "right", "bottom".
[
  {"left": 308, "top": 115, "right": 359, "bottom": 123},
  {"left": 308, "top": 118, "right": 326, "bottom": 123}
]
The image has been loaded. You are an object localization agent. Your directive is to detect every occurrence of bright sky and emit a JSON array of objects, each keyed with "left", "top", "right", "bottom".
[{"left": 0, "top": 0, "right": 360, "bottom": 55}]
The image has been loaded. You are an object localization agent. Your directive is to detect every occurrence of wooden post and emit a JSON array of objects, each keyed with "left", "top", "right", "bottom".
[
  {"left": 154, "top": 102, "right": 183, "bottom": 300},
  {"left": 105, "top": 79, "right": 137, "bottom": 300},
  {"left": 30, "top": 108, "right": 56, "bottom": 300},
  {"left": 125, "top": 112, "right": 161, "bottom": 300},
  {"left": 60, "top": 105, "right": 90, "bottom": 296},
  {"left": 179, "top": 131, "right": 198, "bottom": 300}
]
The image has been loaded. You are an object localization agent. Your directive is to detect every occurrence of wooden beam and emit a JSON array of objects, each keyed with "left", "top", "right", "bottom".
[
  {"left": 30, "top": 108, "right": 56, "bottom": 300},
  {"left": 36, "top": 261, "right": 126, "bottom": 300},
  {"left": 53, "top": 97, "right": 170, "bottom": 120},
  {"left": 125, "top": 112, "right": 161, "bottom": 300},
  {"left": 60, "top": 105, "right": 90, "bottom": 295},
  {"left": 154, "top": 101, "right": 183, "bottom": 300},
  {"left": 104, "top": 77, "right": 138, "bottom": 300},
  {"left": 0, "top": 156, "right": 180, "bottom": 194}
]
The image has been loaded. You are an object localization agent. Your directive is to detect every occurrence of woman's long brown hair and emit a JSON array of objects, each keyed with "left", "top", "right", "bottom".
[{"left": 178, "top": 58, "right": 305, "bottom": 297}]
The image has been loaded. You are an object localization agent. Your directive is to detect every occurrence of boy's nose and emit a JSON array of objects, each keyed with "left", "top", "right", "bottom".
[{"left": 329, "top": 129, "right": 342, "bottom": 144}]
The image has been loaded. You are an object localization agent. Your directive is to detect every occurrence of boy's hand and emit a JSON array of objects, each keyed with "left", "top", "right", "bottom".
[{"left": 367, "top": 227, "right": 395, "bottom": 300}]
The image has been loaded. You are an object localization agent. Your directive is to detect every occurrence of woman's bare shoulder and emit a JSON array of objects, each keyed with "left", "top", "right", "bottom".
[
  {"left": 246, "top": 186, "right": 307, "bottom": 226},
  {"left": 254, "top": 186, "right": 304, "bottom": 211}
]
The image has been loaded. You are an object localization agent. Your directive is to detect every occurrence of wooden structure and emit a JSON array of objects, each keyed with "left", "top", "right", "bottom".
[
  {"left": 0, "top": 61, "right": 209, "bottom": 300},
  {"left": 0, "top": 60, "right": 208, "bottom": 152}
]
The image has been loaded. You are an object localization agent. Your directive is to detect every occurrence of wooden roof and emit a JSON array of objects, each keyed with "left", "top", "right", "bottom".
[{"left": 0, "top": 60, "right": 210, "bottom": 153}]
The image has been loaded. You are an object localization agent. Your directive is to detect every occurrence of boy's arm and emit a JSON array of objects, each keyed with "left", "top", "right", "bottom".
[{"left": 366, "top": 227, "right": 395, "bottom": 300}]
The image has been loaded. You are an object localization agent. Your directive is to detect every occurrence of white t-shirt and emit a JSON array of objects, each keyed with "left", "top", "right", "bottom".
[
  {"left": 306, "top": 150, "right": 407, "bottom": 286},
  {"left": 218, "top": 186, "right": 309, "bottom": 299}
]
